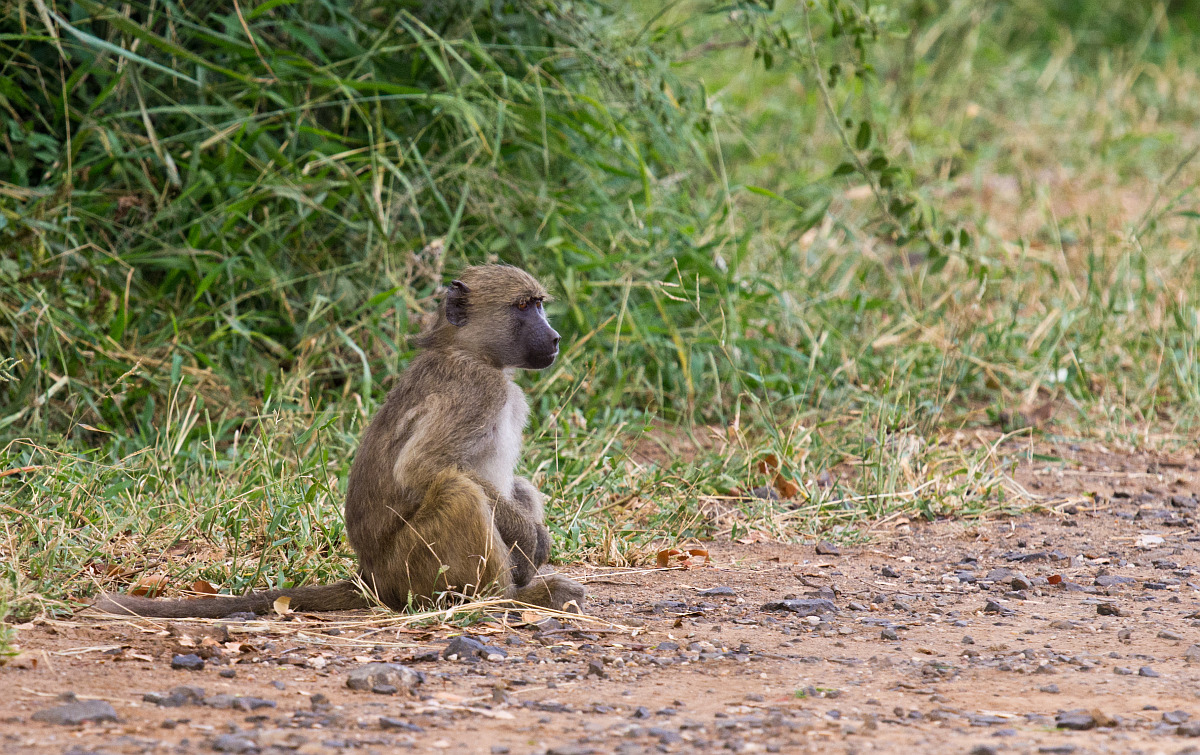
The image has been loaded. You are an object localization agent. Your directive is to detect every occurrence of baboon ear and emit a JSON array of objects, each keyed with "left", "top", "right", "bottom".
[{"left": 445, "top": 280, "right": 470, "bottom": 327}]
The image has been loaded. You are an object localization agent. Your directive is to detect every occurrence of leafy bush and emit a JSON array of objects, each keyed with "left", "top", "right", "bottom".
[{"left": 1, "top": 0, "right": 749, "bottom": 440}]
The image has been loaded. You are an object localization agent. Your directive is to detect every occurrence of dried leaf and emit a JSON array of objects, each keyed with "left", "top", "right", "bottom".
[
  {"left": 773, "top": 476, "right": 801, "bottom": 499},
  {"left": 88, "top": 561, "right": 122, "bottom": 578},
  {"left": 191, "top": 579, "right": 219, "bottom": 596},
  {"left": 755, "top": 454, "right": 780, "bottom": 475},
  {"left": 165, "top": 539, "right": 194, "bottom": 557},
  {"left": 273, "top": 596, "right": 292, "bottom": 615},
  {"left": 520, "top": 610, "right": 548, "bottom": 625},
  {"left": 656, "top": 549, "right": 681, "bottom": 568},
  {"left": 131, "top": 574, "right": 169, "bottom": 597}
]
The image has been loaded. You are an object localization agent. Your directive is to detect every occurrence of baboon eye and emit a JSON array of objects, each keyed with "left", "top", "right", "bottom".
[{"left": 517, "top": 301, "right": 529, "bottom": 311}]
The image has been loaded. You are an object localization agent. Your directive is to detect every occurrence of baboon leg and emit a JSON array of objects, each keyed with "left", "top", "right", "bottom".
[
  {"left": 498, "top": 479, "right": 586, "bottom": 611},
  {"left": 463, "top": 474, "right": 548, "bottom": 587},
  {"left": 368, "top": 469, "right": 512, "bottom": 610},
  {"left": 503, "top": 476, "right": 551, "bottom": 576}
]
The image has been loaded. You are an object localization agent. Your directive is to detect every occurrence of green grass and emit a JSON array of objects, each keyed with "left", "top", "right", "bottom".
[{"left": 2, "top": 1, "right": 1200, "bottom": 621}]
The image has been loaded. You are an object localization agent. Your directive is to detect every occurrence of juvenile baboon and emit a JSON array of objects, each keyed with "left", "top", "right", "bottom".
[{"left": 95, "top": 265, "right": 586, "bottom": 617}]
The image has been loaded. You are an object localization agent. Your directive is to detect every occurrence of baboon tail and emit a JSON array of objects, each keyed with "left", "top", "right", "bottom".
[{"left": 91, "top": 580, "right": 369, "bottom": 619}]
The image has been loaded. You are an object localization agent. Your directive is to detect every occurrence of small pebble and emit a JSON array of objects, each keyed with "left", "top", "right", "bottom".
[
  {"left": 815, "top": 540, "right": 841, "bottom": 556},
  {"left": 170, "top": 654, "right": 205, "bottom": 671}
]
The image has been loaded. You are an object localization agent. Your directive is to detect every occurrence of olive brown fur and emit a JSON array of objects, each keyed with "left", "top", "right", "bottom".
[{"left": 94, "top": 265, "right": 586, "bottom": 618}]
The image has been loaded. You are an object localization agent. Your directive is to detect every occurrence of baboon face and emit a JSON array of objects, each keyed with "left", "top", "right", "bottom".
[
  {"left": 509, "top": 295, "right": 560, "bottom": 369},
  {"left": 443, "top": 266, "right": 561, "bottom": 370}
]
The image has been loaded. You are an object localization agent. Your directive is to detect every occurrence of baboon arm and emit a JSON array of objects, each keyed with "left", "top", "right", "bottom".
[
  {"left": 463, "top": 472, "right": 549, "bottom": 584},
  {"left": 511, "top": 476, "right": 546, "bottom": 520}
]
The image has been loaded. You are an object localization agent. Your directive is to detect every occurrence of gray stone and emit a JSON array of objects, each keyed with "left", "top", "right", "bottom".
[
  {"left": 210, "top": 733, "right": 258, "bottom": 753},
  {"left": 546, "top": 746, "right": 599, "bottom": 755},
  {"left": 345, "top": 663, "right": 423, "bottom": 692},
  {"left": 815, "top": 540, "right": 841, "bottom": 556},
  {"left": 379, "top": 716, "right": 423, "bottom": 732},
  {"left": 749, "top": 485, "right": 779, "bottom": 500},
  {"left": 31, "top": 699, "right": 119, "bottom": 726},
  {"left": 1138, "top": 666, "right": 1160, "bottom": 677},
  {"left": 144, "top": 686, "right": 206, "bottom": 707},
  {"left": 171, "top": 654, "right": 205, "bottom": 671},
  {"left": 443, "top": 635, "right": 491, "bottom": 661},
  {"left": 697, "top": 586, "right": 736, "bottom": 597},
  {"left": 1055, "top": 711, "right": 1096, "bottom": 730},
  {"left": 761, "top": 599, "right": 838, "bottom": 616}
]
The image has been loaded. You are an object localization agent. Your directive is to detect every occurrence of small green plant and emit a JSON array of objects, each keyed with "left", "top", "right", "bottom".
[{"left": 0, "top": 584, "right": 17, "bottom": 658}]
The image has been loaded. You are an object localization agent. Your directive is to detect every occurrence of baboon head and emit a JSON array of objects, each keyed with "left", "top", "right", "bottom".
[{"left": 424, "top": 264, "right": 560, "bottom": 369}]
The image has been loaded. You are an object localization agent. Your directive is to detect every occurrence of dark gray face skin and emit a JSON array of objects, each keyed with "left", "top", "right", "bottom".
[
  {"left": 511, "top": 298, "right": 560, "bottom": 369},
  {"left": 444, "top": 280, "right": 560, "bottom": 370}
]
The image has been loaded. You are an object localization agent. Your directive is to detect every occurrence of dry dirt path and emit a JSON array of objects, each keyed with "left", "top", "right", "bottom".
[{"left": 4, "top": 445, "right": 1200, "bottom": 755}]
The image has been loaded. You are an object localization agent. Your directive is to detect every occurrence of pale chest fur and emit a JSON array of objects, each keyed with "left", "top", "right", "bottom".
[{"left": 473, "top": 380, "right": 528, "bottom": 496}]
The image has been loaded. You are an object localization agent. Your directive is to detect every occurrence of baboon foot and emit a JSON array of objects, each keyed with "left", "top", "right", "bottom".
[{"left": 509, "top": 573, "right": 586, "bottom": 613}]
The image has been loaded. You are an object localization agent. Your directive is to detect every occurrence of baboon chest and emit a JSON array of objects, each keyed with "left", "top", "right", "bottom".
[{"left": 473, "top": 382, "right": 528, "bottom": 496}]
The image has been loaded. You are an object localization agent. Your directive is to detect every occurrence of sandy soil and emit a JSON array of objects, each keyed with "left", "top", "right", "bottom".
[{"left": 3, "top": 443, "right": 1200, "bottom": 755}]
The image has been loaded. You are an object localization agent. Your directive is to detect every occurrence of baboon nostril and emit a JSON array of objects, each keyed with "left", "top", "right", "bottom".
[{"left": 552, "top": 336, "right": 561, "bottom": 348}]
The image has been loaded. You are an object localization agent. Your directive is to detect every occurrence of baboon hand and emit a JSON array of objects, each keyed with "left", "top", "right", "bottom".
[{"left": 533, "top": 523, "right": 551, "bottom": 568}]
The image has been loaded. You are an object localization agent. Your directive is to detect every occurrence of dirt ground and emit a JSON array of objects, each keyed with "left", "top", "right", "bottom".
[{"left": 4, "top": 442, "right": 1200, "bottom": 755}]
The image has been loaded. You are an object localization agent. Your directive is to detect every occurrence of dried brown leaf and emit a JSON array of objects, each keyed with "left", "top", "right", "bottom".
[
  {"left": 131, "top": 574, "right": 169, "bottom": 597},
  {"left": 755, "top": 454, "right": 780, "bottom": 475},
  {"left": 191, "top": 579, "right": 219, "bottom": 596}
]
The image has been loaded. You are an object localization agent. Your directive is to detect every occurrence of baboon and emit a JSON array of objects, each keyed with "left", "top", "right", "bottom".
[{"left": 94, "top": 265, "right": 586, "bottom": 618}]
